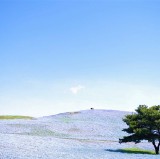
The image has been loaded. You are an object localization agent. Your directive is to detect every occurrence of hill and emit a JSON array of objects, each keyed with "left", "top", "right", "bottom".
[{"left": 0, "top": 109, "right": 158, "bottom": 159}]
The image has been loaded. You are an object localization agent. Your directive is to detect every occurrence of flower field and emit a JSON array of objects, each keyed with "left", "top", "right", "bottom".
[{"left": 0, "top": 109, "right": 159, "bottom": 159}]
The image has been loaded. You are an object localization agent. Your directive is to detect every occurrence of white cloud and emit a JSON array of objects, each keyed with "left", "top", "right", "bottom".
[{"left": 70, "top": 85, "right": 85, "bottom": 94}]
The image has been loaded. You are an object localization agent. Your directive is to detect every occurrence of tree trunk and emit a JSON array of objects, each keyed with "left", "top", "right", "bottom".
[
  {"left": 152, "top": 141, "right": 160, "bottom": 155},
  {"left": 154, "top": 147, "right": 159, "bottom": 154}
]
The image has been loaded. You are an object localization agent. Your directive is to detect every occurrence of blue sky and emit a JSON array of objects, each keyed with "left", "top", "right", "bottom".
[{"left": 1, "top": 0, "right": 160, "bottom": 116}]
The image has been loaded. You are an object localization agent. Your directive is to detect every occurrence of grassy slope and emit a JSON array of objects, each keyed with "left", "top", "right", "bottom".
[
  {"left": 121, "top": 147, "right": 155, "bottom": 155},
  {"left": 0, "top": 115, "right": 34, "bottom": 120}
]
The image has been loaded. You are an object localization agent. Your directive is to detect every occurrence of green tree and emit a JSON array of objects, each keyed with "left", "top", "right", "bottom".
[{"left": 119, "top": 105, "right": 160, "bottom": 154}]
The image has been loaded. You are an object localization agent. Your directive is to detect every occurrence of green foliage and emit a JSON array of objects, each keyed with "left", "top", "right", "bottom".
[
  {"left": 119, "top": 105, "right": 160, "bottom": 154},
  {"left": 0, "top": 115, "right": 34, "bottom": 120}
]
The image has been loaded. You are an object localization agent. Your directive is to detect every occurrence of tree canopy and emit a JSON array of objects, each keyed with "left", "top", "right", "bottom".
[{"left": 119, "top": 105, "right": 160, "bottom": 154}]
